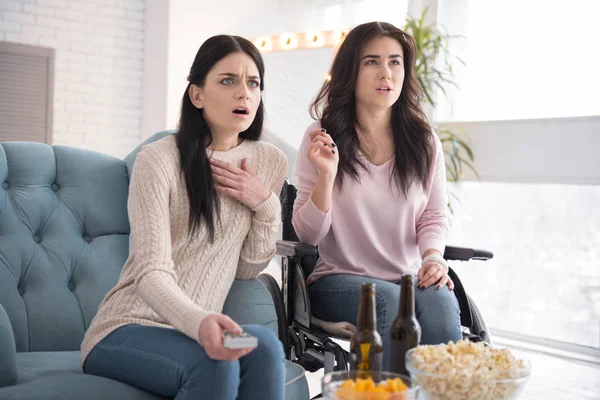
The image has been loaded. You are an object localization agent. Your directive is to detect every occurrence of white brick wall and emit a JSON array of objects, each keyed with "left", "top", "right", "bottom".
[{"left": 0, "top": 0, "right": 145, "bottom": 158}]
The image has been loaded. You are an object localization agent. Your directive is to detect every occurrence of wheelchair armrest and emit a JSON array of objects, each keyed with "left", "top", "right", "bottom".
[
  {"left": 444, "top": 245, "right": 493, "bottom": 261},
  {"left": 276, "top": 240, "right": 318, "bottom": 258}
]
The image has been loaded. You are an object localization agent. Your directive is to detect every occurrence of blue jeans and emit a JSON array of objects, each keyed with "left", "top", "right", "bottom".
[
  {"left": 83, "top": 324, "right": 285, "bottom": 400},
  {"left": 309, "top": 274, "right": 462, "bottom": 369}
]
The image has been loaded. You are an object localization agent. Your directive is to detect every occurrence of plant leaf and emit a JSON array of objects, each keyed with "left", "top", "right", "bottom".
[{"left": 459, "top": 159, "right": 480, "bottom": 179}]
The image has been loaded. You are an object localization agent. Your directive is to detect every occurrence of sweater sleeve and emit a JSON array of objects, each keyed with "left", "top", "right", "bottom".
[
  {"left": 416, "top": 134, "right": 450, "bottom": 257},
  {"left": 291, "top": 122, "right": 333, "bottom": 246},
  {"left": 235, "top": 149, "right": 288, "bottom": 280},
  {"left": 129, "top": 149, "right": 214, "bottom": 342}
]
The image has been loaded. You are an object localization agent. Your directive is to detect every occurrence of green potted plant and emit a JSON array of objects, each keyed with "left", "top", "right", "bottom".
[{"left": 404, "top": 7, "right": 479, "bottom": 210}]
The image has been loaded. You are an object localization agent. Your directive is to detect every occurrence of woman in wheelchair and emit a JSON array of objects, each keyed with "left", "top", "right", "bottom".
[
  {"left": 292, "top": 21, "right": 461, "bottom": 370},
  {"left": 81, "top": 35, "right": 287, "bottom": 399}
]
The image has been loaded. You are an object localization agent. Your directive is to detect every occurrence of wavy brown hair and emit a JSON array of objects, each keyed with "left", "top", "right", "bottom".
[{"left": 310, "top": 21, "right": 433, "bottom": 194}]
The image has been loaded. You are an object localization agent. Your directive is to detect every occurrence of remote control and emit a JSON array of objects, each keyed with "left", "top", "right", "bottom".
[{"left": 223, "top": 331, "right": 258, "bottom": 349}]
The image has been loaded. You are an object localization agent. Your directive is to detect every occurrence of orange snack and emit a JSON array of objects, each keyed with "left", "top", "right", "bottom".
[{"left": 335, "top": 377, "right": 409, "bottom": 400}]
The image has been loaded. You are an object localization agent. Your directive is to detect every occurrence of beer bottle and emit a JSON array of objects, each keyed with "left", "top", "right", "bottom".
[
  {"left": 349, "top": 283, "right": 383, "bottom": 378},
  {"left": 389, "top": 275, "right": 421, "bottom": 375}
]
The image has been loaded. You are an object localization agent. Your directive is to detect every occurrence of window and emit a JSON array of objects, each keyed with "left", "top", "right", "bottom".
[
  {"left": 448, "top": 181, "right": 600, "bottom": 349},
  {"left": 0, "top": 41, "right": 54, "bottom": 143},
  {"left": 436, "top": 0, "right": 600, "bottom": 122}
]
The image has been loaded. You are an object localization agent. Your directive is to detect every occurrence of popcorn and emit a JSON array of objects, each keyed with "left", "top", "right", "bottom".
[{"left": 407, "top": 339, "right": 530, "bottom": 400}]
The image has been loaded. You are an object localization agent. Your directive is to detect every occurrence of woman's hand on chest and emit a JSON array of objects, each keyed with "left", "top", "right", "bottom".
[{"left": 210, "top": 158, "right": 271, "bottom": 209}]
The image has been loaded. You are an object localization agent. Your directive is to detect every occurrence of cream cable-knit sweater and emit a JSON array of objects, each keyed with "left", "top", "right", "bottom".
[{"left": 81, "top": 135, "right": 287, "bottom": 364}]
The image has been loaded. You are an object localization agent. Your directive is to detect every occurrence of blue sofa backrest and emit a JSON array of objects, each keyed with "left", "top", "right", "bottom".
[{"left": 0, "top": 142, "right": 131, "bottom": 352}]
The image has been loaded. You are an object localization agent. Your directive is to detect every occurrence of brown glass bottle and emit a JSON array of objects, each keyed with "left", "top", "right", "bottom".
[
  {"left": 349, "top": 283, "right": 383, "bottom": 378},
  {"left": 389, "top": 275, "right": 421, "bottom": 376}
]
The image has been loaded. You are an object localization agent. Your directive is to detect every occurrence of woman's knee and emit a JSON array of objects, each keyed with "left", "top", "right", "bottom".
[
  {"left": 242, "top": 325, "right": 284, "bottom": 365},
  {"left": 415, "top": 285, "right": 460, "bottom": 317},
  {"left": 186, "top": 356, "right": 240, "bottom": 385},
  {"left": 415, "top": 286, "right": 461, "bottom": 344}
]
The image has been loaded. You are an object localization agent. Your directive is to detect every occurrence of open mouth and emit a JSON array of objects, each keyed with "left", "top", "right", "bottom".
[
  {"left": 376, "top": 87, "right": 392, "bottom": 92},
  {"left": 232, "top": 107, "right": 249, "bottom": 115}
]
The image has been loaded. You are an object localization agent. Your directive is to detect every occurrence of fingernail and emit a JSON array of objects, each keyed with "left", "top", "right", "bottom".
[
  {"left": 331, "top": 143, "right": 336, "bottom": 147},
  {"left": 435, "top": 285, "right": 440, "bottom": 290},
  {"left": 323, "top": 142, "right": 327, "bottom": 146},
  {"left": 320, "top": 128, "right": 326, "bottom": 132},
  {"left": 332, "top": 150, "right": 336, "bottom": 154}
]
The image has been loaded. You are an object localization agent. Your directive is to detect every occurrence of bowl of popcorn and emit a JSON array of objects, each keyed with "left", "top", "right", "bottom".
[
  {"left": 406, "top": 339, "right": 531, "bottom": 400},
  {"left": 322, "top": 370, "right": 420, "bottom": 399}
]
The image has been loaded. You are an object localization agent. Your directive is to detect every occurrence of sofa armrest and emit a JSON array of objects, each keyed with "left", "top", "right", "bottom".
[
  {"left": 276, "top": 240, "right": 318, "bottom": 258},
  {"left": 222, "top": 279, "right": 279, "bottom": 338},
  {"left": 0, "top": 303, "right": 17, "bottom": 387}
]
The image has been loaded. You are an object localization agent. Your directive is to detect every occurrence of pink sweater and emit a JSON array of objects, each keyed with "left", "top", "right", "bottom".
[{"left": 292, "top": 121, "right": 449, "bottom": 285}]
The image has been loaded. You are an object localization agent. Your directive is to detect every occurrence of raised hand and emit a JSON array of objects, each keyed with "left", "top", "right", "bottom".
[{"left": 308, "top": 128, "right": 339, "bottom": 178}]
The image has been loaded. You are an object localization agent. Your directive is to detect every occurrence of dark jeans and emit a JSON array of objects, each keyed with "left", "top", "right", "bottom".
[
  {"left": 83, "top": 324, "right": 285, "bottom": 400},
  {"left": 309, "top": 274, "right": 462, "bottom": 369}
]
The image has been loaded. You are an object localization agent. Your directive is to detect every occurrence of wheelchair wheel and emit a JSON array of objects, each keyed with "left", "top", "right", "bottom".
[
  {"left": 257, "top": 274, "right": 289, "bottom": 353},
  {"left": 467, "top": 293, "right": 491, "bottom": 344}
]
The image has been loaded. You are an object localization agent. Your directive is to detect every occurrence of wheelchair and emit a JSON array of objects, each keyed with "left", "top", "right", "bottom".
[{"left": 258, "top": 181, "right": 493, "bottom": 395}]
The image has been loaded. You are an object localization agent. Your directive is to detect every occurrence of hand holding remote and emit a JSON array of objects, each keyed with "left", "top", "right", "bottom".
[
  {"left": 198, "top": 314, "right": 256, "bottom": 361},
  {"left": 223, "top": 331, "right": 258, "bottom": 349}
]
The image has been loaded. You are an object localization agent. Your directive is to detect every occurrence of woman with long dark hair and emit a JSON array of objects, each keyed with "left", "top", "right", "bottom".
[
  {"left": 292, "top": 22, "right": 461, "bottom": 369},
  {"left": 81, "top": 35, "right": 287, "bottom": 399}
]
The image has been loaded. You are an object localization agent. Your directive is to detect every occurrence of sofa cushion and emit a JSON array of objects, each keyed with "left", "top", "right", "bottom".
[
  {"left": 0, "top": 351, "right": 308, "bottom": 400},
  {"left": 15, "top": 351, "right": 82, "bottom": 385},
  {"left": 0, "top": 372, "right": 166, "bottom": 400}
]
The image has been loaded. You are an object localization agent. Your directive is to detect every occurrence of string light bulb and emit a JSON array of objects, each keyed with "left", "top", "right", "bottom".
[
  {"left": 253, "top": 36, "right": 272, "bottom": 52},
  {"left": 249, "top": 28, "right": 352, "bottom": 52},
  {"left": 279, "top": 33, "right": 298, "bottom": 50},
  {"left": 306, "top": 31, "right": 324, "bottom": 47},
  {"left": 333, "top": 29, "right": 348, "bottom": 46}
]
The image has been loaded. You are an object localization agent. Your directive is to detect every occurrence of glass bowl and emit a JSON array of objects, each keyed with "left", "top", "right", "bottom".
[
  {"left": 405, "top": 347, "right": 531, "bottom": 400},
  {"left": 322, "top": 370, "right": 420, "bottom": 399}
]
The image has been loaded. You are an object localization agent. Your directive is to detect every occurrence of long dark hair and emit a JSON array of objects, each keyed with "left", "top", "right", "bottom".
[
  {"left": 310, "top": 21, "right": 433, "bottom": 194},
  {"left": 177, "top": 35, "right": 265, "bottom": 241}
]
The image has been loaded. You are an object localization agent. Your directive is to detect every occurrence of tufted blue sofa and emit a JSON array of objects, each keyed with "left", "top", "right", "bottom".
[{"left": 0, "top": 131, "right": 309, "bottom": 400}]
